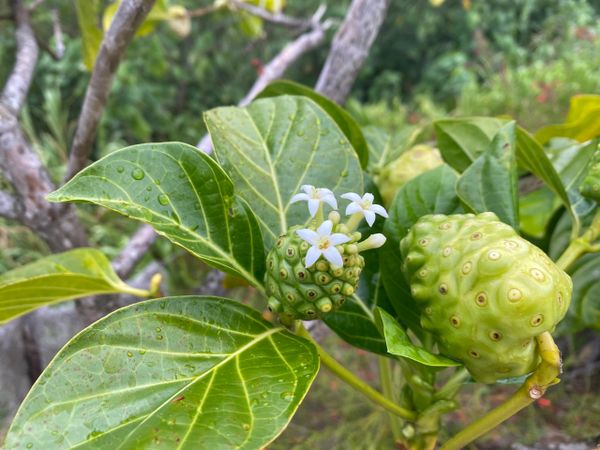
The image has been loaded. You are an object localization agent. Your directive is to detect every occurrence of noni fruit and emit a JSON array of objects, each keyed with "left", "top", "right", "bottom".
[
  {"left": 401, "top": 212, "right": 572, "bottom": 383},
  {"left": 265, "top": 225, "right": 364, "bottom": 322},
  {"left": 377, "top": 145, "right": 444, "bottom": 207}
]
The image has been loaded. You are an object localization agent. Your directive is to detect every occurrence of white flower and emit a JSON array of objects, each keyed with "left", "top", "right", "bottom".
[
  {"left": 341, "top": 192, "right": 388, "bottom": 227},
  {"left": 296, "top": 220, "right": 350, "bottom": 268},
  {"left": 290, "top": 185, "right": 338, "bottom": 217}
]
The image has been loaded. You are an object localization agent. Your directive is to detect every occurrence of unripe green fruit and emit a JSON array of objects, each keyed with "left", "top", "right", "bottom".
[
  {"left": 580, "top": 150, "right": 600, "bottom": 201},
  {"left": 377, "top": 145, "right": 444, "bottom": 207},
  {"left": 265, "top": 226, "right": 365, "bottom": 322},
  {"left": 401, "top": 212, "right": 572, "bottom": 383}
]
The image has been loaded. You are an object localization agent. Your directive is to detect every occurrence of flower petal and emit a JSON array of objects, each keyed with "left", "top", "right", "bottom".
[
  {"left": 363, "top": 192, "right": 375, "bottom": 203},
  {"left": 290, "top": 193, "right": 309, "bottom": 204},
  {"left": 317, "top": 187, "right": 334, "bottom": 196},
  {"left": 345, "top": 202, "right": 363, "bottom": 216},
  {"left": 330, "top": 233, "right": 351, "bottom": 245},
  {"left": 322, "top": 246, "right": 343, "bottom": 267},
  {"left": 341, "top": 192, "right": 362, "bottom": 203},
  {"left": 321, "top": 193, "right": 338, "bottom": 210},
  {"left": 370, "top": 204, "right": 388, "bottom": 218},
  {"left": 305, "top": 246, "right": 322, "bottom": 267},
  {"left": 317, "top": 219, "right": 333, "bottom": 236},
  {"left": 296, "top": 228, "right": 319, "bottom": 244},
  {"left": 364, "top": 209, "right": 376, "bottom": 227},
  {"left": 308, "top": 198, "right": 320, "bottom": 217},
  {"left": 301, "top": 185, "right": 315, "bottom": 194}
]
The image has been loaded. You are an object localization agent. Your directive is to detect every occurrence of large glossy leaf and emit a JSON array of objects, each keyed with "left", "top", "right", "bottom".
[
  {"left": 434, "top": 117, "right": 505, "bottom": 172},
  {"left": 375, "top": 308, "right": 460, "bottom": 367},
  {"left": 5, "top": 296, "right": 318, "bottom": 450},
  {"left": 205, "top": 95, "right": 363, "bottom": 248},
  {"left": 362, "top": 125, "right": 420, "bottom": 172},
  {"left": 535, "top": 95, "right": 600, "bottom": 145},
  {"left": 257, "top": 80, "right": 369, "bottom": 169},
  {"left": 0, "top": 249, "right": 148, "bottom": 324},
  {"left": 456, "top": 121, "right": 519, "bottom": 228},
  {"left": 380, "top": 164, "right": 462, "bottom": 334},
  {"left": 47, "top": 142, "right": 265, "bottom": 288}
]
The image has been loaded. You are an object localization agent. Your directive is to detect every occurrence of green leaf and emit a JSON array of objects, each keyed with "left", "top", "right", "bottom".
[
  {"left": 323, "top": 294, "right": 387, "bottom": 355},
  {"left": 535, "top": 95, "right": 600, "bottom": 145},
  {"left": 456, "top": 121, "right": 519, "bottom": 228},
  {"left": 205, "top": 95, "right": 363, "bottom": 248},
  {"left": 434, "top": 117, "right": 505, "bottom": 172},
  {"left": 362, "top": 125, "right": 420, "bottom": 172},
  {"left": 5, "top": 296, "right": 318, "bottom": 450},
  {"left": 0, "top": 248, "right": 148, "bottom": 324},
  {"left": 375, "top": 308, "right": 460, "bottom": 367},
  {"left": 75, "top": 0, "right": 103, "bottom": 70},
  {"left": 257, "top": 80, "right": 369, "bottom": 169},
  {"left": 47, "top": 142, "right": 265, "bottom": 288},
  {"left": 380, "top": 164, "right": 462, "bottom": 333}
]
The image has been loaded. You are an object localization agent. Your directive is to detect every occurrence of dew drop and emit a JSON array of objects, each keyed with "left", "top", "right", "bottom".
[
  {"left": 158, "top": 194, "right": 169, "bottom": 205},
  {"left": 280, "top": 391, "right": 294, "bottom": 400},
  {"left": 156, "top": 327, "right": 162, "bottom": 333},
  {"left": 242, "top": 424, "right": 250, "bottom": 431},
  {"left": 127, "top": 352, "right": 133, "bottom": 358},
  {"left": 156, "top": 335, "right": 164, "bottom": 340},
  {"left": 296, "top": 129, "right": 305, "bottom": 137},
  {"left": 338, "top": 139, "right": 345, "bottom": 145},
  {"left": 146, "top": 186, "right": 152, "bottom": 192},
  {"left": 116, "top": 166, "right": 124, "bottom": 173},
  {"left": 26, "top": 443, "right": 33, "bottom": 449},
  {"left": 131, "top": 168, "right": 145, "bottom": 180},
  {"left": 159, "top": 301, "right": 166, "bottom": 309}
]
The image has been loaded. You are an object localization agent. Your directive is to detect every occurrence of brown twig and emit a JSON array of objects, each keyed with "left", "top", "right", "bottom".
[
  {"left": 112, "top": 224, "right": 157, "bottom": 279},
  {"left": 0, "top": 191, "right": 19, "bottom": 220},
  {"left": 63, "top": 0, "right": 156, "bottom": 183},
  {"left": 0, "top": 0, "right": 38, "bottom": 114},
  {"left": 187, "top": 4, "right": 220, "bottom": 18},
  {"left": 228, "top": 0, "right": 315, "bottom": 29},
  {"left": 315, "top": 0, "right": 390, "bottom": 104}
]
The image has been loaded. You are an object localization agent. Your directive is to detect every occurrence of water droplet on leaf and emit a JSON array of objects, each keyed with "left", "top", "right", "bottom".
[
  {"left": 131, "top": 168, "right": 145, "bottom": 180},
  {"left": 158, "top": 194, "right": 169, "bottom": 205}
]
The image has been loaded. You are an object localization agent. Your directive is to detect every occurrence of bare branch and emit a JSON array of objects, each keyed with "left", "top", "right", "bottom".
[
  {"left": 187, "top": 4, "right": 220, "bottom": 18},
  {"left": 228, "top": 0, "right": 315, "bottom": 29},
  {"left": 0, "top": 0, "right": 38, "bottom": 115},
  {"left": 315, "top": 0, "right": 389, "bottom": 104},
  {"left": 112, "top": 224, "right": 157, "bottom": 279},
  {"left": 64, "top": 0, "right": 156, "bottom": 183},
  {"left": 0, "top": 191, "right": 19, "bottom": 220},
  {"left": 51, "top": 9, "right": 64, "bottom": 59},
  {"left": 198, "top": 12, "right": 329, "bottom": 152}
]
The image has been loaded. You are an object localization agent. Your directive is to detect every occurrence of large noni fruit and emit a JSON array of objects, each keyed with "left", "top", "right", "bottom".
[{"left": 401, "top": 212, "right": 572, "bottom": 383}]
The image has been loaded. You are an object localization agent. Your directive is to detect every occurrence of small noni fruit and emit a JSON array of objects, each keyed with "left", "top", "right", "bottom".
[
  {"left": 265, "top": 225, "right": 364, "bottom": 323},
  {"left": 377, "top": 145, "right": 444, "bottom": 207},
  {"left": 401, "top": 212, "right": 572, "bottom": 383},
  {"left": 580, "top": 149, "right": 600, "bottom": 201}
]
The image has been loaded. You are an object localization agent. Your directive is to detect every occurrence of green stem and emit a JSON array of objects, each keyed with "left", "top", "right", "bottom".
[
  {"left": 296, "top": 324, "right": 417, "bottom": 421},
  {"left": 378, "top": 356, "right": 404, "bottom": 442},
  {"left": 433, "top": 368, "right": 470, "bottom": 401},
  {"left": 344, "top": 212, "right": 363, "bottom": 232},
  {"left": 557, "top": 209, "right": 600, "bottom": 272},
  {"left": 439, "top": 332, "right": 561, "bottom": 450}
]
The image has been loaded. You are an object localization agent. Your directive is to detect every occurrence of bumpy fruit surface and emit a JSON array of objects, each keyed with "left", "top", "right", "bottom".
[
  {"left": 265, "top": 226, "right": 364, "bottom": 322},
  {"left": 401, "top": 212, "right": 572, "bottom": 383},
  {"left": 580, "top": 149, "right": 600, "bottom": 201},
  {"left": 377, "top": 145, "right": 443, "bottom": 207}
]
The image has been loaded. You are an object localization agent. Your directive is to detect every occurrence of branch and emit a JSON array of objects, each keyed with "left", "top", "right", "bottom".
[
  {"left": 198, "top": 8, "right": 329, "bottom": 152},
  {"left": 111, "top": 224, "right": 157, "bottom": 279},
  {"left": 0, "top": 191, "right": 19, "bottom": 220},
  {"left": 0, "top": 0, "right": 38, "bottom": 115},
  {"left": 64, "top": 0, "right": 156, "bottom": 183},
  {"left": 315, "top": 0, "right": 390, "bottom": 104},
  {"left": 228, "top": 0, "right": 318, "bottom": 29}
]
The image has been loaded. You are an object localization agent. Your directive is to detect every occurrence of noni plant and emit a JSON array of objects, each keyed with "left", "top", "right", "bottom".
[{"left": 2, "top": 85, "right": 600, "bottom": 450}]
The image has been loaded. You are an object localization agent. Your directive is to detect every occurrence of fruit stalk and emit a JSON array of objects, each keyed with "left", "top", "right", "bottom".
[
  {"left": 556, "top": 208, "right": 600, "bottom": 272},
  {"left": 296, "top": 323, "right": 417, "bottom": 421}
]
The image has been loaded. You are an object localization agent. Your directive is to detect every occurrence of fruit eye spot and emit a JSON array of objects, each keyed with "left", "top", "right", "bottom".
[
  {"left": 439, "top": 222, "right": 452, "bottom": 230},
  {"left": 332, "top": 284, "right": 341, "bottom": 293},
  {"left": 497, "top": 367, "right": 512, "bottom": 373},
  {"left": 439, "top": 283, "right": 448, "bottom": 295},
  {"left": 276, "top": 238, "right": 284, "bottom": 248},
  {"left": 462, "top": 262, "right": 472, "bottom": 274},
  {"left": 475, "top": 292, "right": 487, "bottom": 306},
  {"left": 471, "top": 232, "right": 483, "bottom": 240},
  {"left": 557, "top": 292, "right": 563, "bottom": 305},
  {"left": 286, "top": 293, "right": 296, "bottom": 303},
  {"left": 267, "top": 258, "right": 274, "bottom": 269},
  {"left": 469, "top": 350, "right": 480, "bottom": 358},
  {"left": 286, "top": 248, "right": 295, "bottom": 257},
  {"left": 442, "top": 246, "right": 453, "bottom": 257},
  {"left": 419, "top": 269, "right": 428, "bottom": 278},
  {"left": 450, "top": 315, "right": 460, "bottom": 327},
  {"left": 297, "top": 270, "right": 306, "bottom": 279},
  {"left": 424, "top": 307, "right": 433, "bottom": 315},
  {"left": 489, "top": 331, "right": 502, "bottom": 341},
  {"left": 307, "top": 290, "right": 317, "bottom": 298},
  {"left": 508, "top": 288, "right": 522, "bottom": 301},
  {"left": 488, "top": 250, "right": 501, "bottom": 260},
  {"left": 530, "top": 314, "right": 544, "bottom": 327},
  {"left": 306, "top": 310, "right": 316, "bottom": 316},
  {"left": 503, "top": 240, "right": 518, "bottom": 249},
  {"left": 418, "top": 238, "right": 429, "bottom": 246},
  {"left": 529, "top": 268, "right": 545, "bottom": 281},
  {"left": 279, "top": 269, "right": 288, "bottom": 279}
]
